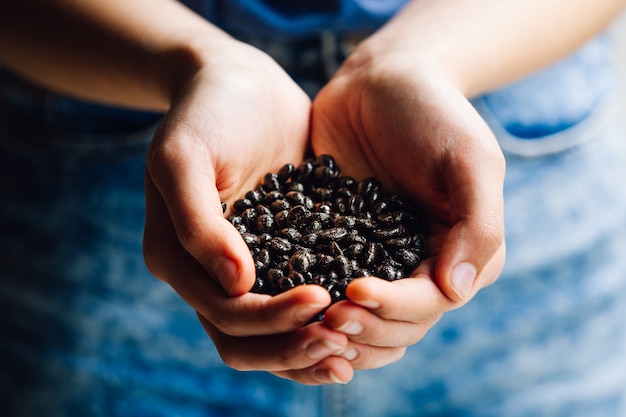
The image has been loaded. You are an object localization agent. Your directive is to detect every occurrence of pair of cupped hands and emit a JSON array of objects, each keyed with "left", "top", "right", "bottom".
[{"left": 143, "top": 40, "right": 506, "bottom": 385}]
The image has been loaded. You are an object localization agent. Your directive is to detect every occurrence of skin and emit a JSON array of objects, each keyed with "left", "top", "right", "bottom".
[{"left": 1, "top": 0, "right": 625, "bottom": 385}]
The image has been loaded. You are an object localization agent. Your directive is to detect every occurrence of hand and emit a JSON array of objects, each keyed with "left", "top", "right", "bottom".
[
  {"left": 310, "top": 50, "right": 506, "bottom": 369},
  {"left": 143, "top": 41, "right": 354, "bottom": 384}
]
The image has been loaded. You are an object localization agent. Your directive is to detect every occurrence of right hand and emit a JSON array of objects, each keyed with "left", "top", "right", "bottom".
[{"left": 143, "top": 40, "right": 354, "bottom": 385}]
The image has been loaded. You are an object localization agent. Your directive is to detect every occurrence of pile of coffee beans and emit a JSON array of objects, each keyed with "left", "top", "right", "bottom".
[{"left": 224, "top": 155, "right": 429, "bottom": 303}]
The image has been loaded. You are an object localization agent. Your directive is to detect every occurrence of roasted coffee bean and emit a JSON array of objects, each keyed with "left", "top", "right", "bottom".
[
  {"left": 255, "top": 214, "right": 274, "bottom": 233},
  {"left": 333, "top": 215, "right": 356, "bottom": 229},
  {"left": 312, "top": 186, "right": 333, "bottom": 201},
  {"left": 334, "top": 186, "right": 352, "bottom": 199},
  {"left": 269, "top": 236, "right": 292, "bottom": 254},
  {"left": 302, "top": 219, "right": 323, "bottom": 235},
  {"left": 344, "top": 230, "right": 368, "bottom": 246},
  {"left": 310, "top": 274, "right": 328, "bottom": 287},
  {"left": 335, "top": 175, "right": 356, "bottom": 190},
  {"left": 294, "top": 160, "right": 314, "bottom": 182},
  {"left": 364, "top": 242, "right": 384, "bottom": 267},
  {"left": 241, "top": 208, "right": 257, "bottom": 228},
  {"left": 313, "top": 166, "right": 334, "bottom": 184},
  {"left": 263, "top": 190, "right": 283, "bottom": 204},
  {"left": 277, "top": 276, "right": 296, "bottom": 291},
  {"left": 221, "top": 202, "right": 227, "bottom": 213},
  {"left": 354, "top": 268, "right": 372, "bottom": 277},
  {"left": 326, "top": 283, "right": 346, "bottom": 303},
  {"left": 264, "top": 173, "right": 281, "bottom": 191},
  {"left": 256, "top": 247, "right": 271, "bottom": 266},
  {"left": 347, "top": 194, "right": 365, "bottom": 215},
  {"left": 252, "top": 276, "right": 266, "bottom": 293},
  {"left": 385, "top": 236, "right": 412, "bottom": 249},
  {"left": 242, "top": 232, "right": 260, "bottom": 248},
  {"left": 376, "top": 262, "right": 403, "bottom": 281},
  {"left": 333, "top": 196, "right": 347, "bottom": 214},
  {"left": 233, "top": 223, "right": 247, "bottom": 234},
  {"left": 335, "top": 255, "right": 352, "bottom": 278},
  {"left": 258, "top": 233, "right": 273, "bottom": 243},
  {"left": 245, "top": 190, "right": 264, "bottom": 205},
  {"left": 229, "top": 215, "right": 243, "bottom": 227},
  {"left": 233, "top": 198, "right": 253, "bottom": 213},
  {"left": 278, "top": 227, "right": 302, "bottom": 242},
  {"left": 274, "top": 210, "right": 289, "bottom": 229},
  {"left": 328, "top": 241, "right": 344, "bottom": 257},
  {"left": 301, "top": 232, "right": 319, "bottom": 247},
  {"left": 255, "top": 204, "right": 272, "bottom": 217},
  {"left": 345, "top": 243, "right": 366, "bottom": 261},
  {"left": 283, "top": 181, "right": 304, "bottom": 193},
  {"left": 267, "top": 267, "right": 284, "bottom": 282},
  {"left": 315, "top": 154, "right": 336, "bottom": 169},
  {"left": 354, "top": 216, "right": 378, "bottom": 231},
  {"left": 285, "top": 190, "right": 305, "bottom": 206},
  {"left": 288, "top": 271, "right": 308, "bottom": 286},
  {"left": 314, "top": 203, "right": 332, "bottom": 214},
  {"left": 278, "top": 163, "right": 295, "bottom": 182},
  {"left": 303, "top": 196, "right": 315, "bottom": 210},
  {"left": 286, "top": 205, "right": 309, "bottom": 227},
  {"left": 394, "top": 248, "right": 422, "bottom": 269},
  {"left": 371, "top": 200, "right": 389, "bottom": 216},
  {"left": 317, "top": 227, "right": 348, "bottom": 243},
  {"left": 357, "top": 177, "right": 380, "bottom": 198},
  {"left": 289, "top": 250, "right": 315, "bottom": 273},
  {"left": 371, "top": 225, "right": 408, "bottom": 241},
  {"left": 270, "top": 199, "right": 290, "bottom": 213},
  {"left": 308, "top": 212, "right": 331, "bottom": 226},
  {"left": 315, "top": 253, "right": 335, "bottom": 272}
]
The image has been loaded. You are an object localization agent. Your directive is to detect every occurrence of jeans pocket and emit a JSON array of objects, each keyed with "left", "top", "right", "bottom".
[{"left": 474, "top": 93, "right": 619, "bottom": 158}]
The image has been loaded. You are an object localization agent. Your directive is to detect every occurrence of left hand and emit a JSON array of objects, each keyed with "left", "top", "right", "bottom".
[{"left": 309, "top": 47, "right": 506, "bottom": 370}]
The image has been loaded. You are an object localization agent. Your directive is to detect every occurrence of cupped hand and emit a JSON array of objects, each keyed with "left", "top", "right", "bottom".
[
  {"left": 310, "top": 49, "right": 506, "bottom": 369},
  {"left": 143, "top": 41, "right": 353, "bottom": 384}
]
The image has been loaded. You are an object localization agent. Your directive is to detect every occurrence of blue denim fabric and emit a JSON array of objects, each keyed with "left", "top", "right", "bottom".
[
  {"left": 179, "top": 0, "right": 409, "bottom": 37},
  {"left": 2, "top": 32, "right": 626, "bottom": 417}
]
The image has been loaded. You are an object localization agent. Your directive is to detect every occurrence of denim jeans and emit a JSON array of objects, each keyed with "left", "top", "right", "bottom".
[{"left": 1, "top": 34, "right": 626, "bottom": 417}]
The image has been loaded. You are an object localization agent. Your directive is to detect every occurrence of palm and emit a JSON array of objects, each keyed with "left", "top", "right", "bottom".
[{"left": 311, "top": 61, "right": 505, "bottom": 295}]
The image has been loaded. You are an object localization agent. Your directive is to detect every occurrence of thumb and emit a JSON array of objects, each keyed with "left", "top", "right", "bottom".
[
  {"left": 434, "top": 147, "right": 506, "bottom": 302},
  {"left": 146, "top": 148, "right": 255, "bottom": 297}
]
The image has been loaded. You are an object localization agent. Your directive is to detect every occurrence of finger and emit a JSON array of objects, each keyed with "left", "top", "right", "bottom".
[
  {"left": 435, "top": 132, "right": 506, "bottom": 302},
  {"left": 323, "top": 300, "right": 442, "bottom": 348},
  {"left": 344, "top": 270, "right": 456, "bottom": 323},
  {"left": 273, "top": 356, "right": 354, "bottom": 385},
  {"left": 347, "top": 343, "right": 406, "bottom": 371},
  {"left": 198, "top": 316, "right": 350, "bottom": 374}
]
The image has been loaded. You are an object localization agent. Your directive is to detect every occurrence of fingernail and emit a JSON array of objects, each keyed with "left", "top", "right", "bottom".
[
  {"left": 342, "top": 348, "right": 359, "bottom": 361},
  {"left": 212, "top": 256, "right": 239, "bottom": 294},
  {"left": 313, "top": 369, "right": 347, "bottom": 384},
  {"left": 451, "top": 262, "right": 476, "bottom": 300},
  {"left": 336, "top": 321, "right": 363, "bottom": 336},
  {"left": 307, "top": 339, "right": 344, "bottom": 360}
]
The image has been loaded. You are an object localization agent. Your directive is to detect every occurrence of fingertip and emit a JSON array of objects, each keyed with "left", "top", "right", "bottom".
[
  {"left": 450, "top": 261, "right": 477, "bottom": 300},
  {"left": 208, "top": 217, "right": 257, "bottom": 296},
  {"left": 312, "top": 357, "right": 354, "bottom": 384},
  {"left": 344, "top": 277, "right": 382, "bottom": 310}
]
